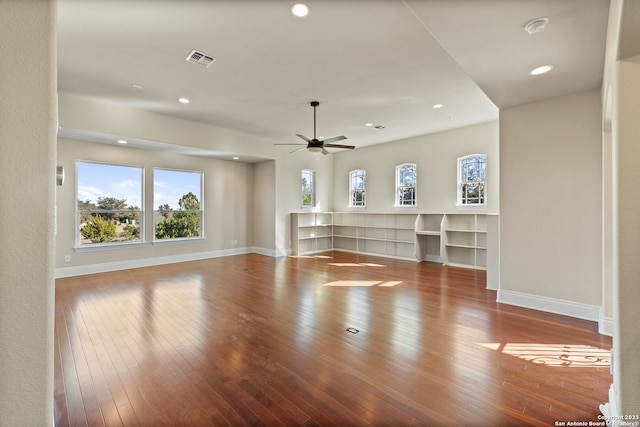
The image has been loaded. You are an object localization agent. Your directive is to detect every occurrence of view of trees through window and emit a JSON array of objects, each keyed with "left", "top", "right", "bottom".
[
  {"left": 301, "top": 170, "right": 315, "bottom": 207},
  {"left": 349, "top": 169, "right": 366, "bottom": 207},
  {"left": 76, "top": 162, "right": 143, "bottom": 245},
  {"left": 154, "top": 169, "right": 203, "bottom": 240},
  {"left": 396, "top": 163, "right": 417, "bottom": 206},
  {"left": 459, "top": 155, "right": 486, "bottom": 205}
]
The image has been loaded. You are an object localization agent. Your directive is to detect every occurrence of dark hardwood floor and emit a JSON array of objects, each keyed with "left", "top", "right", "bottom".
[{"left": 54, "top": 252, "right": 612, "bottom": 426}]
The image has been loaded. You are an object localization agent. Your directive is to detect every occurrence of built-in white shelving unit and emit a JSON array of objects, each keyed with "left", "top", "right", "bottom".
[
  {"left": 441, "top": 213, "right": 487, "bottom": 270},
  {"left": 415, "top": 213, "right": 445, "bottom": 263},
  {"left": 291, "top": 212, "right": 498, "bottom": 276},
  {"left": 332, "top": 212, "right": 417, "bottom": 260},
  {"left": 291, "top": 212, "right": 333, "bottom": 255}
]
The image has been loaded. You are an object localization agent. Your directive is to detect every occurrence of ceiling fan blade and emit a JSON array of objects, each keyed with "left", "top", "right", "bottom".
[
  {"left": 290, "top": 146, "right": 308, "bottom": 153},
  {"left": 321, "top": 148, "right": 330, "bottom": 155},
  {"left": 321, "top": 135, "right": 347, "bottom": 144},
  {"left": 274, "top": 144, "right": 306, "bottom": 146},
  {"left": 324, "top": 143, "right": 355, "bottom": 149},
  {"left": 296, "top": 133, "right": 311, "bottom": 143}
]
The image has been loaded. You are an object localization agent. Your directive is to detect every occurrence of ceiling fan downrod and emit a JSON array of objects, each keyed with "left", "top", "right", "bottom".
[{"left": 311, "top": 101, "right": 319, "bottom": 140}]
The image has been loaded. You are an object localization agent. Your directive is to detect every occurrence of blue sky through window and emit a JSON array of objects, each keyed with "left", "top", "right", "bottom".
[
  {"left": 154, "top": 169, "right": 202, "bottom": 210},
  {"left": 77, "top": 162, "right": 142, "bottom": 208}
]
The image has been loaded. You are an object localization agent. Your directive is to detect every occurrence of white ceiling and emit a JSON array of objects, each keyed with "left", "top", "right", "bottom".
[{"left": 57, "top": 0, "right": 610, "bottom": 157}]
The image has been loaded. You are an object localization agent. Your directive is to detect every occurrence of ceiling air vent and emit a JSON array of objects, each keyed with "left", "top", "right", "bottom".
[{"left": 185, "top": 49, "right": 216, "bottom": 68}]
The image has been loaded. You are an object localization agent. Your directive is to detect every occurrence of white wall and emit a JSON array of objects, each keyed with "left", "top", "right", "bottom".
[
  {"left": 56, "top": 138, "right": 256, "bottom": 275},
  {"left": 274, "top": 146, "right": 334, "bottom": 256},
  {"left": 614, "top": 54, "right": 640, "bottom": 417},
  {"left": 253, "top": 160, "right": 276, "bottom": 255},
  {"left": 0, "top": 1, "right": 56, "bottom": 425},
  {"left": 499, "top": 89, "right": 602, "bottom": 315},
  {"left": 332, "top": 121, "right": 499, "bottom": 213}
]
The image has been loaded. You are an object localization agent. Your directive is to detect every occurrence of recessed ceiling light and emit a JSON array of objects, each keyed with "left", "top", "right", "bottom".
[
  {"left": 365, "top": 123, "right": 374, "bottom": 127},
  {"left": 117, "top": 139, "right": 127, "bottom": 144},
  {"left": 291, "top": 3, "right": 309, "bottom": 17},
  {"left": 524, "top": 17, "right": 549, "bottom": 35},
  {"left": 178, "top": 97, "right": 190, "bottom": 104},
  {"left": 232, "top": 156, "right": 240, "bottom": 160},
  {"left": 530, "top": 65, "right": 554, "bottom": 75},
  {"left": 432, "top": 103, "right": 444, "bottom": 109}
]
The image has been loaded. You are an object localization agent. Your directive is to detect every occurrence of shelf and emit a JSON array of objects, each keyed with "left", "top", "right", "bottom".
[
  {"left": 440, "top": 213, "right": 489, "bottom": 270},
  {"left": 330, "top": 212, "right": 418, "bottom": 261},
  {"left": 291, "top": 212, "right": 333, "bottom": 255},
  {"left": 416, "top": 230, "right": 440, "bottom": 236},
  {"left": 445, "top": 243, "right": 478, "bottom": 249},
  {"left": 292, "top": 212, "right": 495, "bottom": 270}
]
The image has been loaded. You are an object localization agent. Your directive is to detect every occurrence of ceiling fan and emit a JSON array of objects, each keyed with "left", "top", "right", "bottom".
[{"left": 276, "top": 101, "right": 355, "bottom": 155}]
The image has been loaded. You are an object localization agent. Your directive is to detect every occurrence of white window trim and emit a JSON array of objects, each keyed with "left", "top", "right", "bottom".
[
  {"left": 152, "top": 168, "right": 205, "bottom": 242},
  {"left": 349, "top": 169, "right": 366, "bottom": 208},
  {"left": 152, "top": 236, "right": 205, "bottom": 246},
  {"left": 75, "top": 160, "right": 145, "bottom": 249},
  {"left": 395, "top": 163, "right": 417, "bottom": 207},
  {"left": 456, "top": 154, "right": 487, "bottom": 208},
  {"left": 301, "top": 169, "right": 316, "bottom": 208}
]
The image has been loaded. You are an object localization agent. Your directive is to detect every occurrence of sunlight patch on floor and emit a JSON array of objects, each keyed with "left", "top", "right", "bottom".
[
  {"left": 480, "top": 343, "right": 611, "bottom": 367},
  {"left": 323, "top": 280, "right": 402, "bottom": 287},
  {"left": 290, "top": 255, "right": 335, "bottom": 259},
  {"left": 327, "top": 262, "right": 386, "bottom": 267}
]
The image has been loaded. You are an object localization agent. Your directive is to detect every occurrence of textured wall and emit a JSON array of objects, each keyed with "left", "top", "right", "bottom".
[
  {"left": 499, "top": 90, "right": 602, "bottom": 306},
  {"left": 0, "top": 0, "right": 57, "bottom": 425},
  {"left": 614, "top": 55, "right": 640, "bottom": 417}
]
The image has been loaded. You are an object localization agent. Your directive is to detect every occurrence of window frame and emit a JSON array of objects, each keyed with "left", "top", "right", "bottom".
[
  {"left": 301, "top": 169, "right": 316, "bottom": 208},
  {"left": 349, "top": 169, "right": 366, "bottom": 208},
  {"left": 152, "top": 168, "right": 205, "bottom": 243},
  {"left": 75, "top": 160, "right": 144, "bottom": 249},
  {"left": 457, "top": 154, "right": 487, "bottom": 207},
  {"left": 395, "top": 163, "right": 417, "bottom": 207}
]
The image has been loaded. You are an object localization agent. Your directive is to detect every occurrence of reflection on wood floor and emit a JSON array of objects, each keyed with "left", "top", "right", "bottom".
[{"left": 54, "top": 251, "right": 612, "bottom": 426}]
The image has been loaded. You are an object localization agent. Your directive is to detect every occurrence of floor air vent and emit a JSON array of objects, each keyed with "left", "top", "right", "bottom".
[{"left": 185, "top": 49, "right": 216, "bottom": 68}]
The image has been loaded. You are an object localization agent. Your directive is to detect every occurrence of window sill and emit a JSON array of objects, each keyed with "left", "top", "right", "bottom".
[
  {"left": 74, "top": 241, "right": 146, "bottom": 252},
  {"left": 152, "top": 237, "right": 205, "bottom": 246},
  {"left": 455, "top": 203, "right": 488, "bottom": 211}
]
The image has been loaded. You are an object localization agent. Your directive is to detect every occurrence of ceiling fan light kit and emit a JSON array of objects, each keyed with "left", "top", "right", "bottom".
[{"left": 275, "top": 101, "right": 355, "bottom": 155}]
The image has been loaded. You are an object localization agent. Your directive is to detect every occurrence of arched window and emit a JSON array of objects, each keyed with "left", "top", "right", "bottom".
[
  {"left": 349, "top": 169, "right": 366, "bottom": 207},
  {"left": 395, "top": 163, "right": 416, "bottom": 206},
  {"left": 301, "top": 169, "right": 315, "bottom": 207},
  {"left": 458, "top": 154, "right": 486, "bottom": 205}
]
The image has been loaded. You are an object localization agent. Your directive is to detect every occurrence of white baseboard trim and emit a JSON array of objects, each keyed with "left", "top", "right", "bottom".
[
  {"left": 599, "top": 311, "right": 614, "bottom": 337},
  {"left": 599, "top": 383, "right": 619, "bottom": 427},
  {"left": 250, "top": 246, "right": 279, "bottom": 257},
  {"left": 55, "top": 246, "right": 277, "bottom": 278},
  {"left": 497, "top": 289, "right": 600, "bottom": 322}
]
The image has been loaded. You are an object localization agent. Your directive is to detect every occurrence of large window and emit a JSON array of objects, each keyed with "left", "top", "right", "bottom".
[
  {"left": 395, "top": 163, "right": 417, "bottom": 206},
  {"left": 349, "top": 169, "right": 366, "bottom": 207},
  {"left": 76, "top": 161, "right": 143, "bottom": 247},
  {"left": 301, "top": 169, "right": 315, "bottom": 207},
  {"left": 154, "top": 168, "right": 203, "bottom": 240},
  {"left": 458, "top": 154, "right": 486, "bottom": 205}
]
